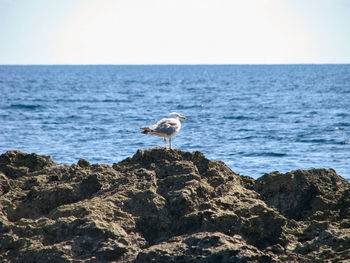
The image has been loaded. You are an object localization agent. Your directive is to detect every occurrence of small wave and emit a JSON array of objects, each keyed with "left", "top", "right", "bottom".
[
  {"left": 334, "top": 122, "right": 350, "bottom": 127},
  {"left": 10, "top": 104, "right": 43, "bottom": 110},
  {"left": 177, "top": 104, "right": 204, "bottom": 109},
  {"left": 240, "top": 135, "right": 259, "bottom": 140},
  {"left": 102, "top": 99, "right": 132, "bottom": 103},
  {"left": 53, "top": 98, "right": 131, "bottom": 104},
  {"left": 298, "top": 139, "right": 329, "bottom": 144},
  {"left": 336, "top": 113, "right": 350, "bottom": 118},
  {"left": 123, "top": 80, "right": 139, "bottom": 85},
  {"left": 236, "top": 128, "right": 255, "bottom": 132},
  {"left": 155, "top": 81, "right": 171, "bottom": 86},
  {"left": 66, "top": 115, "right": 82, "bottom": 120},
  {"left": 284, "top": 111, "right": 301, "bottom": 115},
  {"left": 223, "top": 115, "right": 254, "bottom": 120},
  {"left": 298, "top": 138, "right": 349, "bottom": 145},
  {"left": 243, "top": 152, "right": 287, "bottom": 157}
]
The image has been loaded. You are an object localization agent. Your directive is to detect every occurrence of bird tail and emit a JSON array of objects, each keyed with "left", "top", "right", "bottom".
[{"left": 140, "top": 127, "right": 152, "bottom": 134}]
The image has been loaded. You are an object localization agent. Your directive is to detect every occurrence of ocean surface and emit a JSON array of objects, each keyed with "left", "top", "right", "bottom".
[{"left": 1, "top": 65, "right": 349, "bottom": 179}]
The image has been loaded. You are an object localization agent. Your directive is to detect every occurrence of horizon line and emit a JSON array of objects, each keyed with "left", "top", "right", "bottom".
[{"left": 1, "top": 63, "right": 350, "bottom": 66}]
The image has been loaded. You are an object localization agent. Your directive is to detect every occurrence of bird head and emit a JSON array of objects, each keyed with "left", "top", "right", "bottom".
[{"left": 169, "top": 112, "right": 186, "bottom": 120}]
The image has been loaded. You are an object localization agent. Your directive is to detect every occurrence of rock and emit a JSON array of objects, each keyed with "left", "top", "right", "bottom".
[
  {"left": 135, "top": 232, "right": 278, "bottom": 263},
  {"left": 254, "top": 169, "right": 349, "bottom": 221},
  {"left": 0, "top": 172, "right": 11, "bottom": 196},
  {"left": 77, "top": 159, "right": 90, "bottom": 168},
  {"left": 254, "top": 168, "right": 350, "bottom": 262},
  {"left": 0, "top": 150, "right": 55, "bottom": 178},
  {"left": 0, "top": 148, "right": 349, "bottom": 262}
]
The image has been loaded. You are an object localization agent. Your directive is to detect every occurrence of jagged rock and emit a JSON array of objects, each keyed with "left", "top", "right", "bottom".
[
  {"left": 254, "top": 169, "right": 350, "bottom": 221},
  {"left": 0, "top": 150, "right": 55, "bottom": 178},
  {"left": 135, "top": 232, "right": 278, "bottom": 263},
  {"left": 0, "top": 148, "right": 349, "bottom": 262},
  {"left": 0, "top": 172, "right": 11, "bottom": 196}
]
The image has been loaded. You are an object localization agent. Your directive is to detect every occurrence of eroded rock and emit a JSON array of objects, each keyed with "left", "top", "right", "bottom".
[{"left": 0, "top": 148, "right": 349, "bottom": 262}]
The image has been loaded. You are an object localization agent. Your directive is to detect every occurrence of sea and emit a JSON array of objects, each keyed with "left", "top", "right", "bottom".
[{"left": 0, "top": 65, "right": 349, "bottom": 180}]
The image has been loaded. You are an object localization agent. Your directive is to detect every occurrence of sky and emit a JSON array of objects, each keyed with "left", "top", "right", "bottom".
[{"left": 0, "top": 0, "right": 349, "bottom": 64}]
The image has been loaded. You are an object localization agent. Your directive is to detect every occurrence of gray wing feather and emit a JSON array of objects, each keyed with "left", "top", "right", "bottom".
[{"left": 152, "top": 119, "right": 179, "bottom": 135}]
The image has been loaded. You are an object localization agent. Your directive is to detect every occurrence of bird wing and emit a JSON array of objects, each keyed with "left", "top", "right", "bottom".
[{"left": 152, "top": 118, "right": 180, "bottom": 135}]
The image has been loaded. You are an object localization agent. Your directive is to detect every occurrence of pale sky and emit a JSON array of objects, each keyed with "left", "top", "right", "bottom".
[{"left": 0, "top": 0, "right": 349, "bottom": 64}]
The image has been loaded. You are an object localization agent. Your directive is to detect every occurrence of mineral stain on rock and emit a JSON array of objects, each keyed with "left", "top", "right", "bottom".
[{"left": 0, "top": 148, "right": 349, "bottom": 262}]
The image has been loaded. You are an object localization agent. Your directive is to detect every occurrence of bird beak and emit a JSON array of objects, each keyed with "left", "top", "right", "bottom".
[{"left": 180, "top": 116, "right": 187, "bottom": 120}]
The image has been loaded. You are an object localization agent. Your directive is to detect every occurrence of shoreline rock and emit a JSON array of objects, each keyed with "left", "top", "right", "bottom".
[{"left": 0, "top": 148, "right": 349, "bottom": 262}]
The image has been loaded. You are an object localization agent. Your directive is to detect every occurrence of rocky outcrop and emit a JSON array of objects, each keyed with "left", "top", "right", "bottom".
[{"left": 0, "top": 148, "right": 349, "bottom": 262}]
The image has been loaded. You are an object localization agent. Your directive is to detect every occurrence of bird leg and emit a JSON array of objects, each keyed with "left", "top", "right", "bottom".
[
  {"left": 169, "top": 137, "right": 172, "bottom": 149},
  {"left": 164, "top": 137, "right": 166, "bottom": 147}
]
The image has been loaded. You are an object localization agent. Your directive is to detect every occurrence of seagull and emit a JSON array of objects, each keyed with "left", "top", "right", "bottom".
[{"left": 140, "top": 112, "right": 186, "bottom": 149}]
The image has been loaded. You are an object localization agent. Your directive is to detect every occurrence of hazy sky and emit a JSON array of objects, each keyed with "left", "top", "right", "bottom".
[{"left": 1, "top": 0, "right": 349, "bottom": 64}]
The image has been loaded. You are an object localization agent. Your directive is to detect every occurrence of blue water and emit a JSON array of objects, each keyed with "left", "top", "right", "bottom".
[{"left": 1, "top": 65, "right": 349, "bottom": 179}]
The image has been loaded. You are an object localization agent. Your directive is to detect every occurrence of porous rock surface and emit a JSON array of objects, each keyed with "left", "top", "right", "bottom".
[{"left": 0, "top": 148, "right": 349, "bottom": 262}]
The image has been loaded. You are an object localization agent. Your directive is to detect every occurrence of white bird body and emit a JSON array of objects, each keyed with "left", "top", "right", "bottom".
[{"left": 140, "top": 112, "right": 186, "bottom": 148}]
